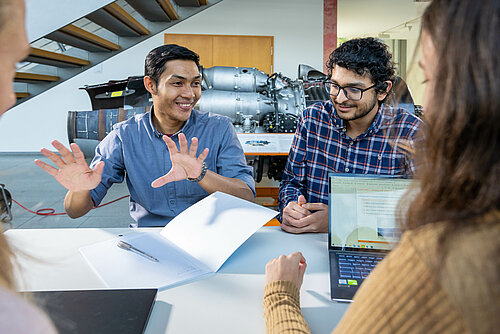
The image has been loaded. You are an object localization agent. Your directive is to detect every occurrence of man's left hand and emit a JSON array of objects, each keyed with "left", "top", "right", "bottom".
[
  {"left": 280, "top": 202, "right": 329, "bottom": 234},
  {"left": 151, "top": 133, "right": 209, "bottom": 188}
]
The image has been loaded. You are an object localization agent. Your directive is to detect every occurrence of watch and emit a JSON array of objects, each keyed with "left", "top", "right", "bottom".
[{"left": 188, "top": 161, "right": 208, "bottom": 182}]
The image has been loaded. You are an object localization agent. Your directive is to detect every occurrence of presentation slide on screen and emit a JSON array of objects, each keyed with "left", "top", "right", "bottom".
[{"left": 330, "top": 177, "right": 413, "bottom": 249}]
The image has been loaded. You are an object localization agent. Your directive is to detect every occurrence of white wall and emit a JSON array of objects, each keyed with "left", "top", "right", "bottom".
[
  {"left": 337, "top": 0, "right": 429, "bottom": 105},
  {"left": 168, "top": 0, "right": 324, "bottom": 77},
  {"left": 25, "top": 0, "right": 114, "bottom": 42},
  {"left": 2, "top": 0, "right": 323, "bottom": 152}
]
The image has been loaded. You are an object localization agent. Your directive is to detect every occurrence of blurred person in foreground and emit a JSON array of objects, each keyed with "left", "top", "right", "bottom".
[
  {"left": 264, "top": 0, "right": 500, "bottom": 332},
  {"left": 0, "top": 0, "right": 57, "bottom": 332}
]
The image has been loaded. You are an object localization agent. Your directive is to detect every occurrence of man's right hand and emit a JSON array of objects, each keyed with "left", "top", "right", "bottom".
[
  {"left": 282, "top": 195, "right": 311, "bottom": 225},
  {"left": 35, "top": 140, "right": 104, "bottom": 192},
  {"left": 281, "top": 195, "right": 330, "bottom": 233}
]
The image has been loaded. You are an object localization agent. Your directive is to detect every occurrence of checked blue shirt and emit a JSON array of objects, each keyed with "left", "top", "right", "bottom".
[{"left": 279, "top": 100, "right": 422, "bottom": 217}]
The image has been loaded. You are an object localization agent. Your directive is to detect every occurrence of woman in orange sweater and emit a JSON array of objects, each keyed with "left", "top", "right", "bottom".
[{"left": 263, "top": 0, "right": 500, "bottom": 333}]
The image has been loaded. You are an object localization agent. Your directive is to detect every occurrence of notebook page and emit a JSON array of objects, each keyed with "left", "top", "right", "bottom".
[
  {"left": 80, "top": 231, "right": 212, "bottom": 289},
  {"left": 160, "top": 192, "right": 277, "bottom": 272}
]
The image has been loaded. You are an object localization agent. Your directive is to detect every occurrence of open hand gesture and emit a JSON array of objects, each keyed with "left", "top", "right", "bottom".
[
  {"left": 35, "top": 140, "right": 104, "bottom": 192},
  {"left": 151, "top": 133, "right": 209, "bottom": 188}
]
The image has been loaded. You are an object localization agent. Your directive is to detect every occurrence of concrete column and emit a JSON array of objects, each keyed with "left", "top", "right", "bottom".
[{"left": 323, "top": 0, "right": 337, "bottom": 74}]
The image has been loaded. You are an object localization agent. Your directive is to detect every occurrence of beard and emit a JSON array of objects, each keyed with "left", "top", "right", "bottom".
[{"left": 334, "top": 95, "right": 379, "bottom": 122}]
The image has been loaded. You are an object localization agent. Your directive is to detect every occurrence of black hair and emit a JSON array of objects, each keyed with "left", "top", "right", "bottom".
[
  {"left": 327, "top": 37, "right": 395, "bottom": 95},
  {"left": 144, "top": 44, "right": 200, "bottom": 86}
]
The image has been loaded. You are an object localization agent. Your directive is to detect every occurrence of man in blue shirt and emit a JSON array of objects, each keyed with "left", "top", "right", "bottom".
[
  {"left": 36, "top": 44, "right": 255, "bottom": 227},
  {"left": 279, "top": 38, "right": 421, "bottom": 234}
]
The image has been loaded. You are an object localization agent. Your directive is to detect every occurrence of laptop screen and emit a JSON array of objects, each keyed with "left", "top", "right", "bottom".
[
  {"left": 329, "top": 174, "right": 413, "bottom": 252},
  {"left": 27, "top": 289, "right": 157, "bottom": 334}
]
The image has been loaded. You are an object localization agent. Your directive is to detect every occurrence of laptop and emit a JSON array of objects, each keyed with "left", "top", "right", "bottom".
[
  {"left": 328, "top": 174, "right": 413, "bottom": 302},
  {"left": 26, "top": 288, "right": 157, "bottom": 334}
]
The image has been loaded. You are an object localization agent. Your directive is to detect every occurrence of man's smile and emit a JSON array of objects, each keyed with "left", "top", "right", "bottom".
[{"left": 176, "top": 102, "right": 194, "bottom": 111}]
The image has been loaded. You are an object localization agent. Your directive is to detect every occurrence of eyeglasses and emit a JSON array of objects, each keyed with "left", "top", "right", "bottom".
[{"left": 324, "top": 81, "right": 377, "bottom": 101}]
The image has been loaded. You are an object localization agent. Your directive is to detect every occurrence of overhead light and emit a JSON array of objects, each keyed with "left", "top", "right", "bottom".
[{"left": 378, "top": 16, "right": 420, "bottom": 38}]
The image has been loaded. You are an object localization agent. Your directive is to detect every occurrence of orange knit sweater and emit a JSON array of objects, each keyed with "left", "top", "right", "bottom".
[{"left": 264, "top": 219, "right": 500, "bottom": 333}]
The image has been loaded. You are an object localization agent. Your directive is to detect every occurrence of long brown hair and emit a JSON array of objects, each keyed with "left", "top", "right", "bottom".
[
  {"left": 0, "top": 0, "right": 20, "bottom": 291},
  {"left": 0, "top": 229, "right": 16, "bottom": 290},
  {"left": 401, "top": 0, "right": 500, "bottom": 230}
]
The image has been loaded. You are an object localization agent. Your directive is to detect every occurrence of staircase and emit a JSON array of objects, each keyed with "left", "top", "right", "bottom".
[{"left": 15, "top": 0, "right": 219, "bottom": 104}]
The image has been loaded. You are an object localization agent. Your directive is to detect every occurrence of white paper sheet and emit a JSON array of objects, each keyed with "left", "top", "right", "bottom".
[
  {"left": 79, "top": 192, "right": 277, "bottom": 289},
  {"left": 80, "top": 232, "right": 212, "bottom": 289},
  {"left": 161, "top": 191, "right": 278, "bottom": 272}
]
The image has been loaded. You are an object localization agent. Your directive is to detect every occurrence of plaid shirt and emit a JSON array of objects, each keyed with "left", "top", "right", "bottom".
[{"left": 279, "top": 100, "right": 422, "bottom": 217}]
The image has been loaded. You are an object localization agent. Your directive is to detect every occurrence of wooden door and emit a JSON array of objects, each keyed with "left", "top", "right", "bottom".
[{"left": 164, "top": 33, "right": 274, "bottom": 73}]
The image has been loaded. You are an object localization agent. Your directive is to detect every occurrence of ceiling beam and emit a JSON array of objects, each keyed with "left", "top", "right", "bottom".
[
  {"left": 25, "top": 47, "right": 90, "bottom": 67},
  {"left": 157, "top": 0, "right": 179, "bottom": 20},
  {"left": 15, "top": 92, "right": 30, "bottom": 99},
  {"left": 57, "top": 24, "right": 120, "bottom": 51},
  {"left": 103, "top": 3, "right": 150, "bottom": 35},
  {"left": 15, "top": 72, "right": 60, "bottom": 83},
  {"left": 124, "top": 0, "right": 171, "bottom": 21},
  {"left": 173, "top": 0, "right": 201, "bottom": 6}
]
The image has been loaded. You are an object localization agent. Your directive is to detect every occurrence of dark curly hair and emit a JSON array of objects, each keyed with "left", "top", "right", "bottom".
[
  {"left": 145, "top": 44, "right": 200, "bottom": 87},
  {"left": 326, "top": 37, "right": 395, "bottom": 96}
]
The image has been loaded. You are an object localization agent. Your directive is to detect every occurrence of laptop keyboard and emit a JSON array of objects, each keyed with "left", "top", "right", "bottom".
[{"left": 337, "top": 253, "right": 384, "bottom": 280}]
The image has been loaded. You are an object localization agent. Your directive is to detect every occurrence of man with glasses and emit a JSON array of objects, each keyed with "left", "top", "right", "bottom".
[{"left": 279, "top": 37, "right": 422, "bottom": 234}]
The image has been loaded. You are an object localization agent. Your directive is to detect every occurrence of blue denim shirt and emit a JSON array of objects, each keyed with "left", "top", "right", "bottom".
[{"left": 90, "top": 108, "right": 255, "bottom": 227}]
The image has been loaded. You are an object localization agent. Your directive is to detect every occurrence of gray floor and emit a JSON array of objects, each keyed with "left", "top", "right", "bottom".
[
  {"left": 0, "top": 152, "right": 133, "bottom": 230},
  {"left": 0, "top": 153, "right": 277, "bottom": 230}
]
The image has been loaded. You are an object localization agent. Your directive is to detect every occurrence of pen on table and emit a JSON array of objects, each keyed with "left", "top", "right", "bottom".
[{"left": 117, "top": 241, "right": 159, "bottom": 263}]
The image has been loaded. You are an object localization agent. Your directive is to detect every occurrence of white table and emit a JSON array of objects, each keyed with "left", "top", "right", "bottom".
[{"left": 6, "top": 227, "right": 348, "bottom": 334}]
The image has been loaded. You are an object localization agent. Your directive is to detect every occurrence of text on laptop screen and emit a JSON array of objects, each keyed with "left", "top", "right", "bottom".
[{"left": 329, "top": 175, "right": 413, "bottom": 251}]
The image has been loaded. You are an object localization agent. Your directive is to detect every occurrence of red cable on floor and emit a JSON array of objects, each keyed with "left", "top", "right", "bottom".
[{"left": 12, "top": 195, "right": 130, "bottom": 216}]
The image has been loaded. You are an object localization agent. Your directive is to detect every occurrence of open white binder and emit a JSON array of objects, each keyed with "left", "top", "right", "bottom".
[{"left": 79, "top": 192, "right": 277, "bottom": 289}]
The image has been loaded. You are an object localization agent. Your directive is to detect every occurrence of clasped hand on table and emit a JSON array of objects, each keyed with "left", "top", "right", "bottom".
[{"left": 281, "top": 195, "right": 329, "bottom": 233}]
